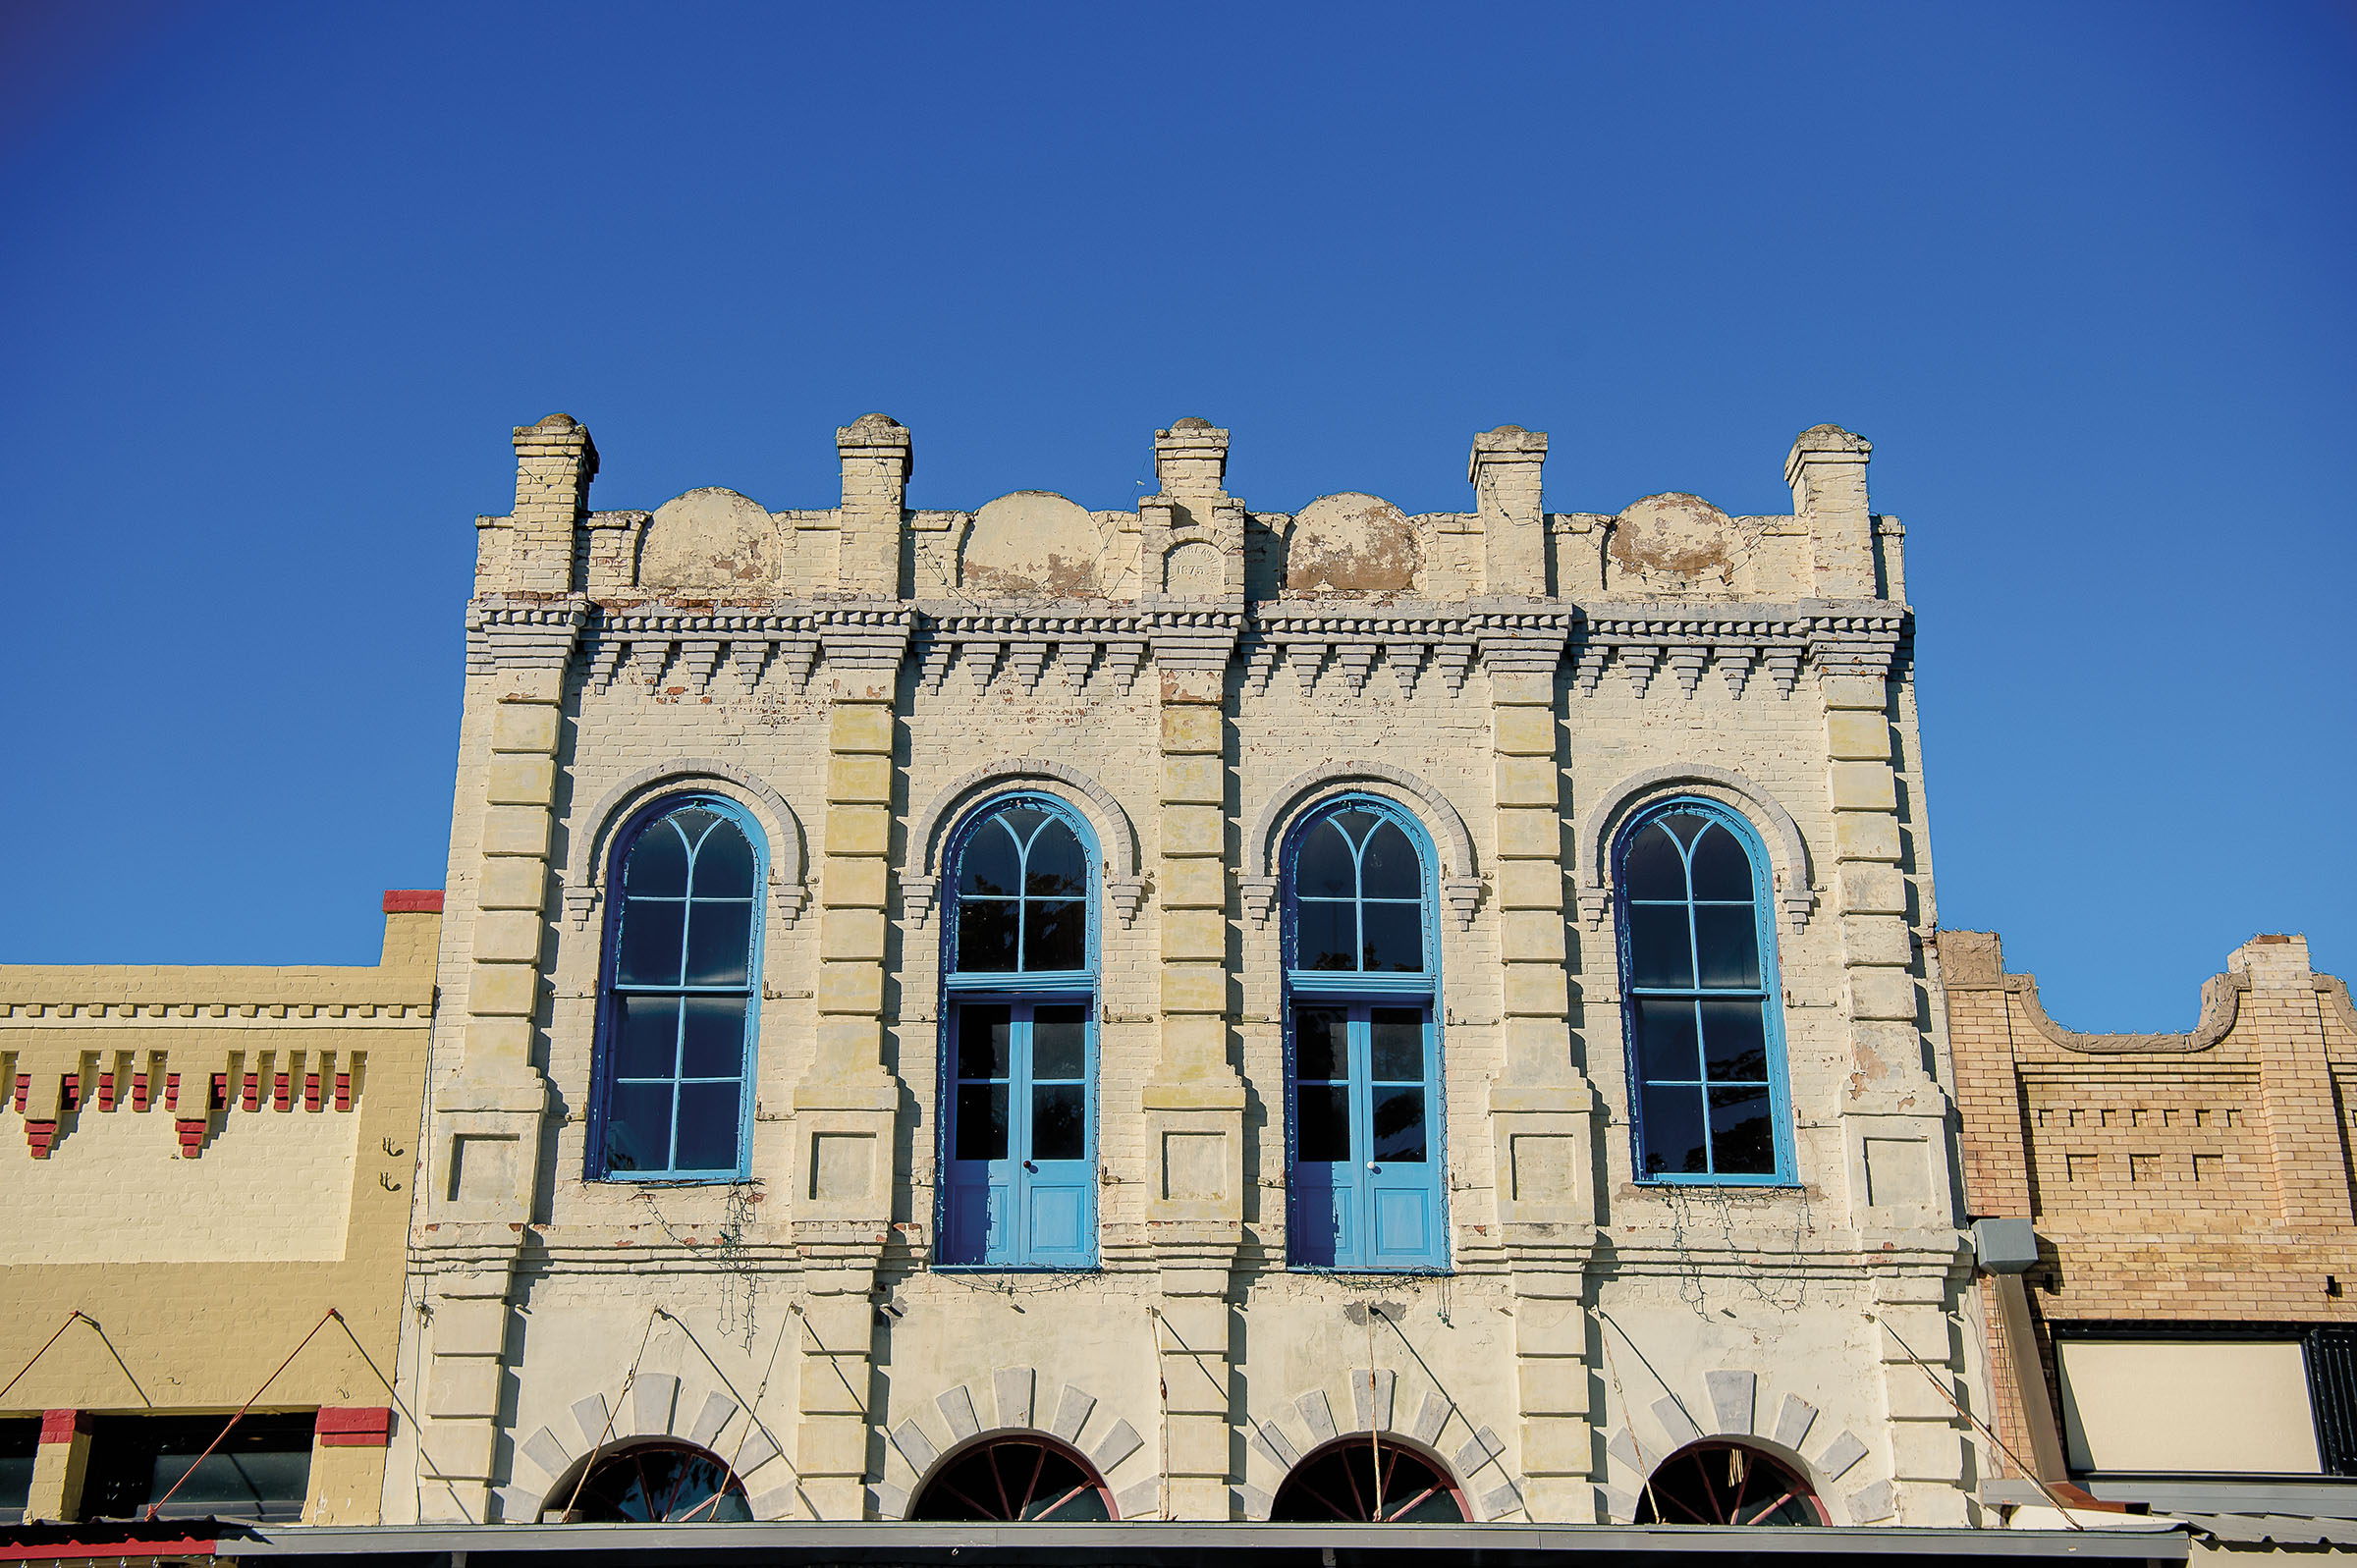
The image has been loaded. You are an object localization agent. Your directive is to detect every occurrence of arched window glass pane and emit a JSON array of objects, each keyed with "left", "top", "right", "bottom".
[
  {"left": 1621, "top": 823, "right": 1686, "bottom": 900},
  {"left": 596, "top": 798, "right": 761, "bottom": 1181},
  {"left": 690, "top": 819, "right": 756, "bottom": 897},
  {"left": 1626, "top": 905, "right": 1693, "bottom": 989},
  {"left": 1024, "top": 899, "right": 1085, "bottom": 971},
  {"left": 1271, "top": 1436, "right": 1468, "bottom": 1523},
  {"left": 561, "top": 1442, "right": 753, "bottom": 1524},
  {"left": 1686, "top": 823, "right": 1753, "bottom": 901},
  {"left": 1361, "top": 904, "right": 1423, "bottom": 973},
  {"left": 1295, "top": 820, "right": 1356, "bottom": 898},
  {"left": 624, "top": 820, "right": 689, "bottom": 894},
  {"left": 909, "top": 1435, "right": 1113, "bottom": 1522},
  {"left": 952, "top": 801, "right": 1093, "bottom": 977},
  {"left": 1358, "top": 821, "right": 1422, "bottom": 898},
  {"left": 685, "top": 901, "right": 752, "bottom": 988},
  {"left": 616, "top": 900, "right": 686, "bottom": 987},
  {"left": 1297, "top": 902, "right": 1356, "bottom": 972},
  {"left": 959, "top": 819, "right": 1020, "bottom": 896},
  {"left": 1619, "top": 798, "right": 1785, "bottom": 1185},
  {"left": 1025, "top": 820, "right": 1087, "bottom": 896}
]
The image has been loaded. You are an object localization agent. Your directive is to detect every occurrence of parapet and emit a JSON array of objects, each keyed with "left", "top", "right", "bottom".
[{"left": 468, "top": 415, "right": 1906, "bottom": 610}]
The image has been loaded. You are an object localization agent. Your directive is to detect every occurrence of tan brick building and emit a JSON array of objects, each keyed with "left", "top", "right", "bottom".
[
  {"left": 372, "top": 407, "right": 2024, "bottom": 1543},
  {"left": 1946, "top": 929, "right": 2357, "bottom": 1537},
  {"left": 0, "top": 893, "right": 438, "bottom": 1537}
]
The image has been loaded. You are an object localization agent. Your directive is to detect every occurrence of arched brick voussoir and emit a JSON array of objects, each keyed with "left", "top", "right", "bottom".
[
  {"left": 1574, "top": 763, "right": 1816, "bottom": 933},
  {"left": 903, "top": 760, "right": 1146, "bottom": 928},
  {"left": 560, "top": 758, "right": 811, "bottom": 928},
  {"left": 1598, "top": 1367, "right": 1886, "bottom": 1526},
  {"left": 878, "top": 1373, "right": 1151, "bottom": 1521},
  {"left": 1240, "top": 763, "right": 1483, "bottom": 929},
  {"left": 1242, "top": 1371, "right": 1521, "bottom": 1523}
]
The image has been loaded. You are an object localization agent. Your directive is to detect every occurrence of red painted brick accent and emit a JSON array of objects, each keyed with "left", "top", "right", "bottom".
[
  {"left": 303, "top": 1072, "right": 322, "bottom": 1112},
  {"left": 58, "top": 1075, "right": 77, "bottom": 1112},
  {"left": 334, "top": 1072, "right": 352, "bottom": 1112},
  {"left": 176, "top": 1118, "right": 207, "bottom": 1159},
  {"left": 97, "top": 1071, "right": 116, "bottom": 1111},
  {"left": 38, "top": 1409, "right": 88, "bottom": 1444},
  {"left": 382, "top": 890, "right": 445, "bottom": 913},
  {"left": 12, "top": 1073, "right": 25, "bottom": 1113},
  {"left": 272, "top": 1072, "right": 292, "bottom": 1112},
  {"left": 208, "top": 1073, "right": 227, "bottom": 1111},
  {"left": 314, "top": 1406, "right": 392, "bottom": 1447},
  {"left": 133, "top": 1071, "right": 150, "bottom": 1111},
  {"left": 25, "top": 1121, "right": 56, "bottom": 1159}
]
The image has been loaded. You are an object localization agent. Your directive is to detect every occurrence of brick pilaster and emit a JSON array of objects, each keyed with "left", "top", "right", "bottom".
[{"left": 794, "top": 615, "right": 908, "bottom": 1519}]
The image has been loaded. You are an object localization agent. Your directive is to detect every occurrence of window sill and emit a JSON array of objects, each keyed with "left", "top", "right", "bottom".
[
  {"left": 1630, "top": 1176, "right": 1803, "bottom": 1192},
  {"left": 590, "top": 1173, "right": 753, "bottom": 1187},
  {"left": 930, "top": 1263, "right": 1102, "bottom": 1275}
]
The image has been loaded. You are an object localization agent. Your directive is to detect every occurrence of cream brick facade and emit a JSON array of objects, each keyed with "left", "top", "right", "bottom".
[
  {"left": 390, "top": 411, "right": 1986, "bottom": 1530},
  {"left": 0, "top": 896, "right": 438, "bottom": 1526}
]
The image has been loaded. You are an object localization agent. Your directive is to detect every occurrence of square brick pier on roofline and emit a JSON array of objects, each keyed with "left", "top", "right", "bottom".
[
  {"left": 0, "top": 892, "right": 440, "bottom": 1527},
  {"left": 398, "top": 410, "right": 1982, "bottom": 1533},
  {"left": 1944, "top": 929, "right": 2357, "bottom": 1507}
]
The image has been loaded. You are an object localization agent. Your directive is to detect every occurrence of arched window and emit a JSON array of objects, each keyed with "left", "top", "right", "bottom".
[
  {"left": 589, "top": 796, "right": 765, "bottom": 1182},
  {"left": 1634, "top": 1439, "right": 1825, "bottom": 1525},
  {"left": 1616, "top": 796, "right": 1792, "bottom": 1184},
  {"left": 1271, "top": 1434, "right": 1467, "bottom": 1523},
  {"left": 550, "top": 1440, "right": 751, "bottom": 1523},
  {"left": 939, "top": 794, "right": 1098, "bottom": 1269},
  {"left": 909, "top": 1434, "right": 1114, "bottom": 1521},
  {"left": 1283, "top": 794, "right": 1446, "bottom": 1271}
]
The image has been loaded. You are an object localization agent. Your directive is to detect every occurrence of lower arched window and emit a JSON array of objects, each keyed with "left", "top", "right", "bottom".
[
  {"left": 1271, "top": 1435, "right": 1467, "bottom": 1523},
  {"left": 1635, "top": 1439, "right": 1825, "bottom": 1525},
  {"left": 909, "top": 1434, "right": 1113, "bottom": 1521},
  {"left": 555, "top": 1440, "right": 751, "bottom": 1523}
]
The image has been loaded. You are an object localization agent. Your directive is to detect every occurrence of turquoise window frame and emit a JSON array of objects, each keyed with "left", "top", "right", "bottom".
[
  {"left": 1614, "top": 794, "right": 1797, "bottom": 1187},
  {"left": 1281, "top": 791, "right": 1450, "bottom": 1272},
  {"left": 587, "top": 793, "right": 766, "bottom": 1184},
  {"left": 936, "top": 791, "right": 1102, "bottom": 1271}
]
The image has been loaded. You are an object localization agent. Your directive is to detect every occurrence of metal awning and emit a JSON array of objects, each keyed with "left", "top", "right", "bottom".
[{"left": 200, "top": 1519, "right": 2191, "bottom": 1565}]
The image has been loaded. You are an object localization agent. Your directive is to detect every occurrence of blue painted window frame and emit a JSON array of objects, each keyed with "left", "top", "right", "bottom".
[
  {"left": 1614, "top": 794, "right": 1797, "bottom": 1186},
  {"left": 587, "top": 793, "right": 766, "bottom": 1184},
  {"left": 937, "top": 791, "right": 1101, "bottom": 1271},
  {"left": 1281, "top": 791, "right": 1450, "bottom": 1272}
]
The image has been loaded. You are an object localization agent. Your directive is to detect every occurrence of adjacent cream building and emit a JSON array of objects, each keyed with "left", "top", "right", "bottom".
[
  {"left": 378, "top": 406, "right": 1994, "bottom": 1536},
  {"left": 0, "top": 893, "right": 438, "bottom": 1533}
]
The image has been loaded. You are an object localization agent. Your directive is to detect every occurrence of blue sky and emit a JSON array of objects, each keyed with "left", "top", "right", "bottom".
[{"left": 2, "top": 2, "right": 2350, "bottom": 1028}]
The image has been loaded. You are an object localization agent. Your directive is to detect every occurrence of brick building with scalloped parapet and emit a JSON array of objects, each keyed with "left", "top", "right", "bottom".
[{"left": 1944, "top": 927, "right": 2357, "bottom": 1546}]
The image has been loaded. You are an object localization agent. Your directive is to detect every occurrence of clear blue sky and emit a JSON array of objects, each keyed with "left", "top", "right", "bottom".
[{"left": 3, "top": 2, "right": 2351, "bottom": 1029}]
